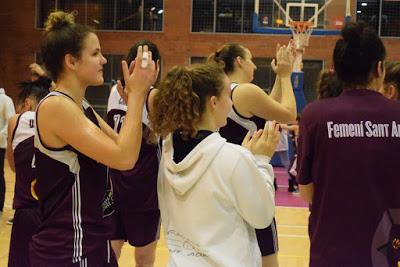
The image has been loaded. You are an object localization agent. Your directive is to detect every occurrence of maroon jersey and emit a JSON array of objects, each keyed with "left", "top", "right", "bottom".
[
  {"left": 218, "top": 83, "right": 265, "bottom": 145},
  {"left": 30, "top": 91, "right": 114, "bottom": 265},
  {"left": 106, "top": 85, "right": 159, "bottom": 213},
  {"left": 297, "top": 89, "right": 400, "bottom": 267},
  {"left": 11, "top": 111, "right": 37, "bottom": 209}
]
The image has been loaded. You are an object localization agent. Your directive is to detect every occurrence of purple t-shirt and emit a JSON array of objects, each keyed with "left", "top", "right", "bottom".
[{"left": 297, "top": 89, "right": 400, "bottom": 267}]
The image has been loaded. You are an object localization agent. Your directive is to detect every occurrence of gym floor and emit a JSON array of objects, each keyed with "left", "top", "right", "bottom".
[{"left": 0, "top": 163, "right": 310, "bottom": 267}]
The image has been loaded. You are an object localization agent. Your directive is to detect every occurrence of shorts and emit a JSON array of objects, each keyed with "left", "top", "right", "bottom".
[
  {"left": 109, "top": 208, "right": 161, "bottom": 247},
  {"left": 29, "top": 240, "right": 118, "bottom": 267},
  {"left": 8, "top": 207, "right": 41, "bottom": 267},
  {"left": 256, "top": 217, "right": 279, "bottom": 256}
]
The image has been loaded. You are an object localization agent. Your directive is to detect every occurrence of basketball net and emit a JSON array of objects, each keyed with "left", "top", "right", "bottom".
[{"left": 289, "top": 21, "right": 313, "bottom": 72}]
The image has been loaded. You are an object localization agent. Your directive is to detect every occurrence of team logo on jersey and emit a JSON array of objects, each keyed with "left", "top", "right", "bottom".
[
  {"left": 372, "top": 209, "right": 400, "bottom": 266},
  {"left": 102, "top": 175, "right": 115, "bottom": 217},
  {"left": 31, "top": 179, "right": 39, "bottom": 200}
]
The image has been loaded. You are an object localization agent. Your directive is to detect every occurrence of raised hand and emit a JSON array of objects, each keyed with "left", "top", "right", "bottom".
[
  {"left": 271, "top": 44, "right": 294, "bottom": 77},
  {"left": 121, "top": 45, "right": 157, "bottom": 97}
]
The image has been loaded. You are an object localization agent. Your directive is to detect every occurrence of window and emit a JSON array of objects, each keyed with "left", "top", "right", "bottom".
[
  {"left": 190, "top": 56, "right": 323, "bottom": 103},
  {"left": 381, "top": 0, "right": 400, "bottom": 36},
  {"left": 356, "top": 0, "right": 400, "bottom": 37},
  {"left": 37, "top": 0, "right": 163, "bottom": 31},
  {"left": 356, "top": 0, "right": 380, "bottom": 33},
  {"left": 192, "top": 0, "right": 254, "bottom": 33}
]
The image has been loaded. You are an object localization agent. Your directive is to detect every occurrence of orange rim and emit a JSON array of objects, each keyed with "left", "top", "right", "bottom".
[{"left": 289, "top": 21, "right": 313, "bottom": 33}]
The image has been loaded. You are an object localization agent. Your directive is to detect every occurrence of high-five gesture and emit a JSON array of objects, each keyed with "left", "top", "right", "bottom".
[{"left": 121, "top": 45, "right": 157, "bottom": 97}]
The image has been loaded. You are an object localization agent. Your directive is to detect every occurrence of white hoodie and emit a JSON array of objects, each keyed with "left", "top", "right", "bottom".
[{"left": 158, "top": 132, "right": 275, "bottom": 267}]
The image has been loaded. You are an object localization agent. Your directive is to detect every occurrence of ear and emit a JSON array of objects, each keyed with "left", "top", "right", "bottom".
[
  {"left": 64, "top": 53, "right": 78, "bottom": 71},
  {"left": 376, "top": 61, "right": 385, "bottom": 78},
  {"left": 387, "top": 84, "right": 399, "bottom": 100},
  {"left": 236, "top": 56, "right": 244, "bottom": 68},
  {"left": 209, "top": 95, "right": 218, "bottom": 111}
]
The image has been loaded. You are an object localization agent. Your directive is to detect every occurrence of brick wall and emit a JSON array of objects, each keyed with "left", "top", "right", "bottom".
[{"left": 1, "top": 0, "right": 400, "bottom": 102}]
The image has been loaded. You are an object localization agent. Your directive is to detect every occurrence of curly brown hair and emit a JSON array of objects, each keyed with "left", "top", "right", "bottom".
[
  {"left": 151, "top": 63, "right": 226, "bottom": 138},
  {"left": 316, "top": 69, "right": 343, "bottom": 100}
]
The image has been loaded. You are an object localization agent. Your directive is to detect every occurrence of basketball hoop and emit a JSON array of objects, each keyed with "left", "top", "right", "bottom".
[
  {"left": 288, "top": 21, "right": 314, "bottom": 72},
  {"left": 289, "top": 21, "right": 314, "bottom": 50}
]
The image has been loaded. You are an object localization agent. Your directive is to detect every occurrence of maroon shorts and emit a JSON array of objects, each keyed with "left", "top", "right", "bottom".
[
  {"left": 109, "top": 208, "right": 161, "bottom": 247},
  {"left": 8, "top": 207, "right": 41, "bottom": 267},
  {"left": 256, "top": 217, "right": 279, "bottom": 256},
  {"left": 29, "top": 240, "right": 118, "bottom": 267}
]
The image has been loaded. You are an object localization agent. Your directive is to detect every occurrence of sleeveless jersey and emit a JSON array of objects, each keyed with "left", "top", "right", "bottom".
[
  {"left": 219, "top": 83, "right": 266, "bottom": 145},
  {"left": 11, "top": 111, "right": 36, "bottom": 209},
  {"left": 31, "top": 91, "right": 114, "bottom": 264},
  {"left": 106, "top": 85, "right": 160, "bottom": 212}
]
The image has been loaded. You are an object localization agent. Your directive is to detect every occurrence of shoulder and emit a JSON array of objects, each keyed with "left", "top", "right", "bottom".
[
  {"left": 37, "top": 95, "right": 80, "bottom": 121},
  {"left": 8, "top": 114, "right": 20, "bottom": 130},
  {"left": 301, "top": 99, "right": 333, "bottom": 120},
  {"left": 233, "top": 83, "right": 268, "bottom": 101},
  {"left": 235, "top": 83, "right": 263, "bottom": 94}
]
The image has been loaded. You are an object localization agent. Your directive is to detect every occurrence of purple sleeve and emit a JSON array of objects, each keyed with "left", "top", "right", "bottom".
[{"left": 296, "top": 107, "right": 315, "bottom": 185}]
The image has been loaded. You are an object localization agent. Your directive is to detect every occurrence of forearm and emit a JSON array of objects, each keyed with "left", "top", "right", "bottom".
[
  {"left": 279, "top": 75, "right": 297, "bottom": 121},
  {"left": 269, "top": 75, "right": 282, "bottom": 101},
  {"left": 115, "top": 92, "right": 146, "bottom": 169}
]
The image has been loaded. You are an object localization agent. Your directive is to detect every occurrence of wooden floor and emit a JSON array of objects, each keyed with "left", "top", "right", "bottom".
[{"left": 0, "top": 160, "right": 310, "bottom": 267}]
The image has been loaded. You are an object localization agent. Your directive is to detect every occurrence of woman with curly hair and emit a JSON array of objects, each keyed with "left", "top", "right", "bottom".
[
  {"left": 316, "top": 68, "right": 342, "bottom": 100},
  {"left": 151, "top": 62, "right": 280, "bottom": 267}
]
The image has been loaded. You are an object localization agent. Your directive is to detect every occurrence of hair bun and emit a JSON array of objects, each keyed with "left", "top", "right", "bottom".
[
  {"left": 341, "top": 22, "right": 364, "bottom": 48},
  {"left": 45, "top": 11, "right": 75, "bottom": 32}
]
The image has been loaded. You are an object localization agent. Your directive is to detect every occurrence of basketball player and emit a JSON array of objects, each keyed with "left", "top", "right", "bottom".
[
  {"left": 151, "top": 62, "right": 280, "bottom": 267},
  {"left": 29, "top": 11, "right": 156, "bottom": 266},
  {"left": 6, "top": 77, "right": 50, "bottom": 267},
  {"left": 297, "top": 22, "right": 400, "bottom": 266},
  {"left": 107, "top": 40, "right": 161, "bottom": 267},
  {"left": 208, "top": 43, "right": 297, "bottom": 267}
]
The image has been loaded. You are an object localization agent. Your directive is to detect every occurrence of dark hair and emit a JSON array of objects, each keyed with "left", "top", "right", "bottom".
[
  {"left": 121, "top": 40, "right": 161, "bottom": 87},
  {"left": 151, "top": 63, "right": 226, "bottom": 138},
  {"left": 333, "top": 22, "right": 386, "bottom": 87},
  {"left": 207, "top": 43, "right": 247, "bottom": 74},
  {"left": 317, "top": 69, "right": 343, "bottom": 100},
  {"left": 40, "top": 11, "right": 94, "bottom": 81},
  {"left": 384, "top": 61, "right": 400, "bottom": 99},
  {"left": 18, "top": 77, "right": 52, "bottom": 105}
]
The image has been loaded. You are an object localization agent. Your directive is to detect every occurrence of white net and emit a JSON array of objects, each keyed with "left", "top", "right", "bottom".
[
  {"left": 290, "top": 22, "right": 313, "bottom": 49},
  {"left": 290, "top": 22, "right": 314, "bottom": 71}
]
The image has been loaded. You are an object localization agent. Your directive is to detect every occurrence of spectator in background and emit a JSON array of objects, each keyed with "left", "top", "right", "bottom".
[
  {"left": 0, "top": 86, "right": 15, "bottom": 218},
  {"left": 380, "top": 61, "right": 400, "bottom": 100}
]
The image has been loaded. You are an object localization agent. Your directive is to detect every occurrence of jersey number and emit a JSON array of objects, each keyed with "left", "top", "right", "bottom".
[{"left": 113, "top": 114, "right": 125, "bottom": 132}]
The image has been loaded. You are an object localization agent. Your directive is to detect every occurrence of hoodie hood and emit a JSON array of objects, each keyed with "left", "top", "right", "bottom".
[{"left": 161, "top": 132, "right": 226, "bottom": 195}]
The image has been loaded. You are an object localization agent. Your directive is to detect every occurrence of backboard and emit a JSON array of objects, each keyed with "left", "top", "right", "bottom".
[{"left": 253, "top": 0, "right": 351, "bottom": 36}]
